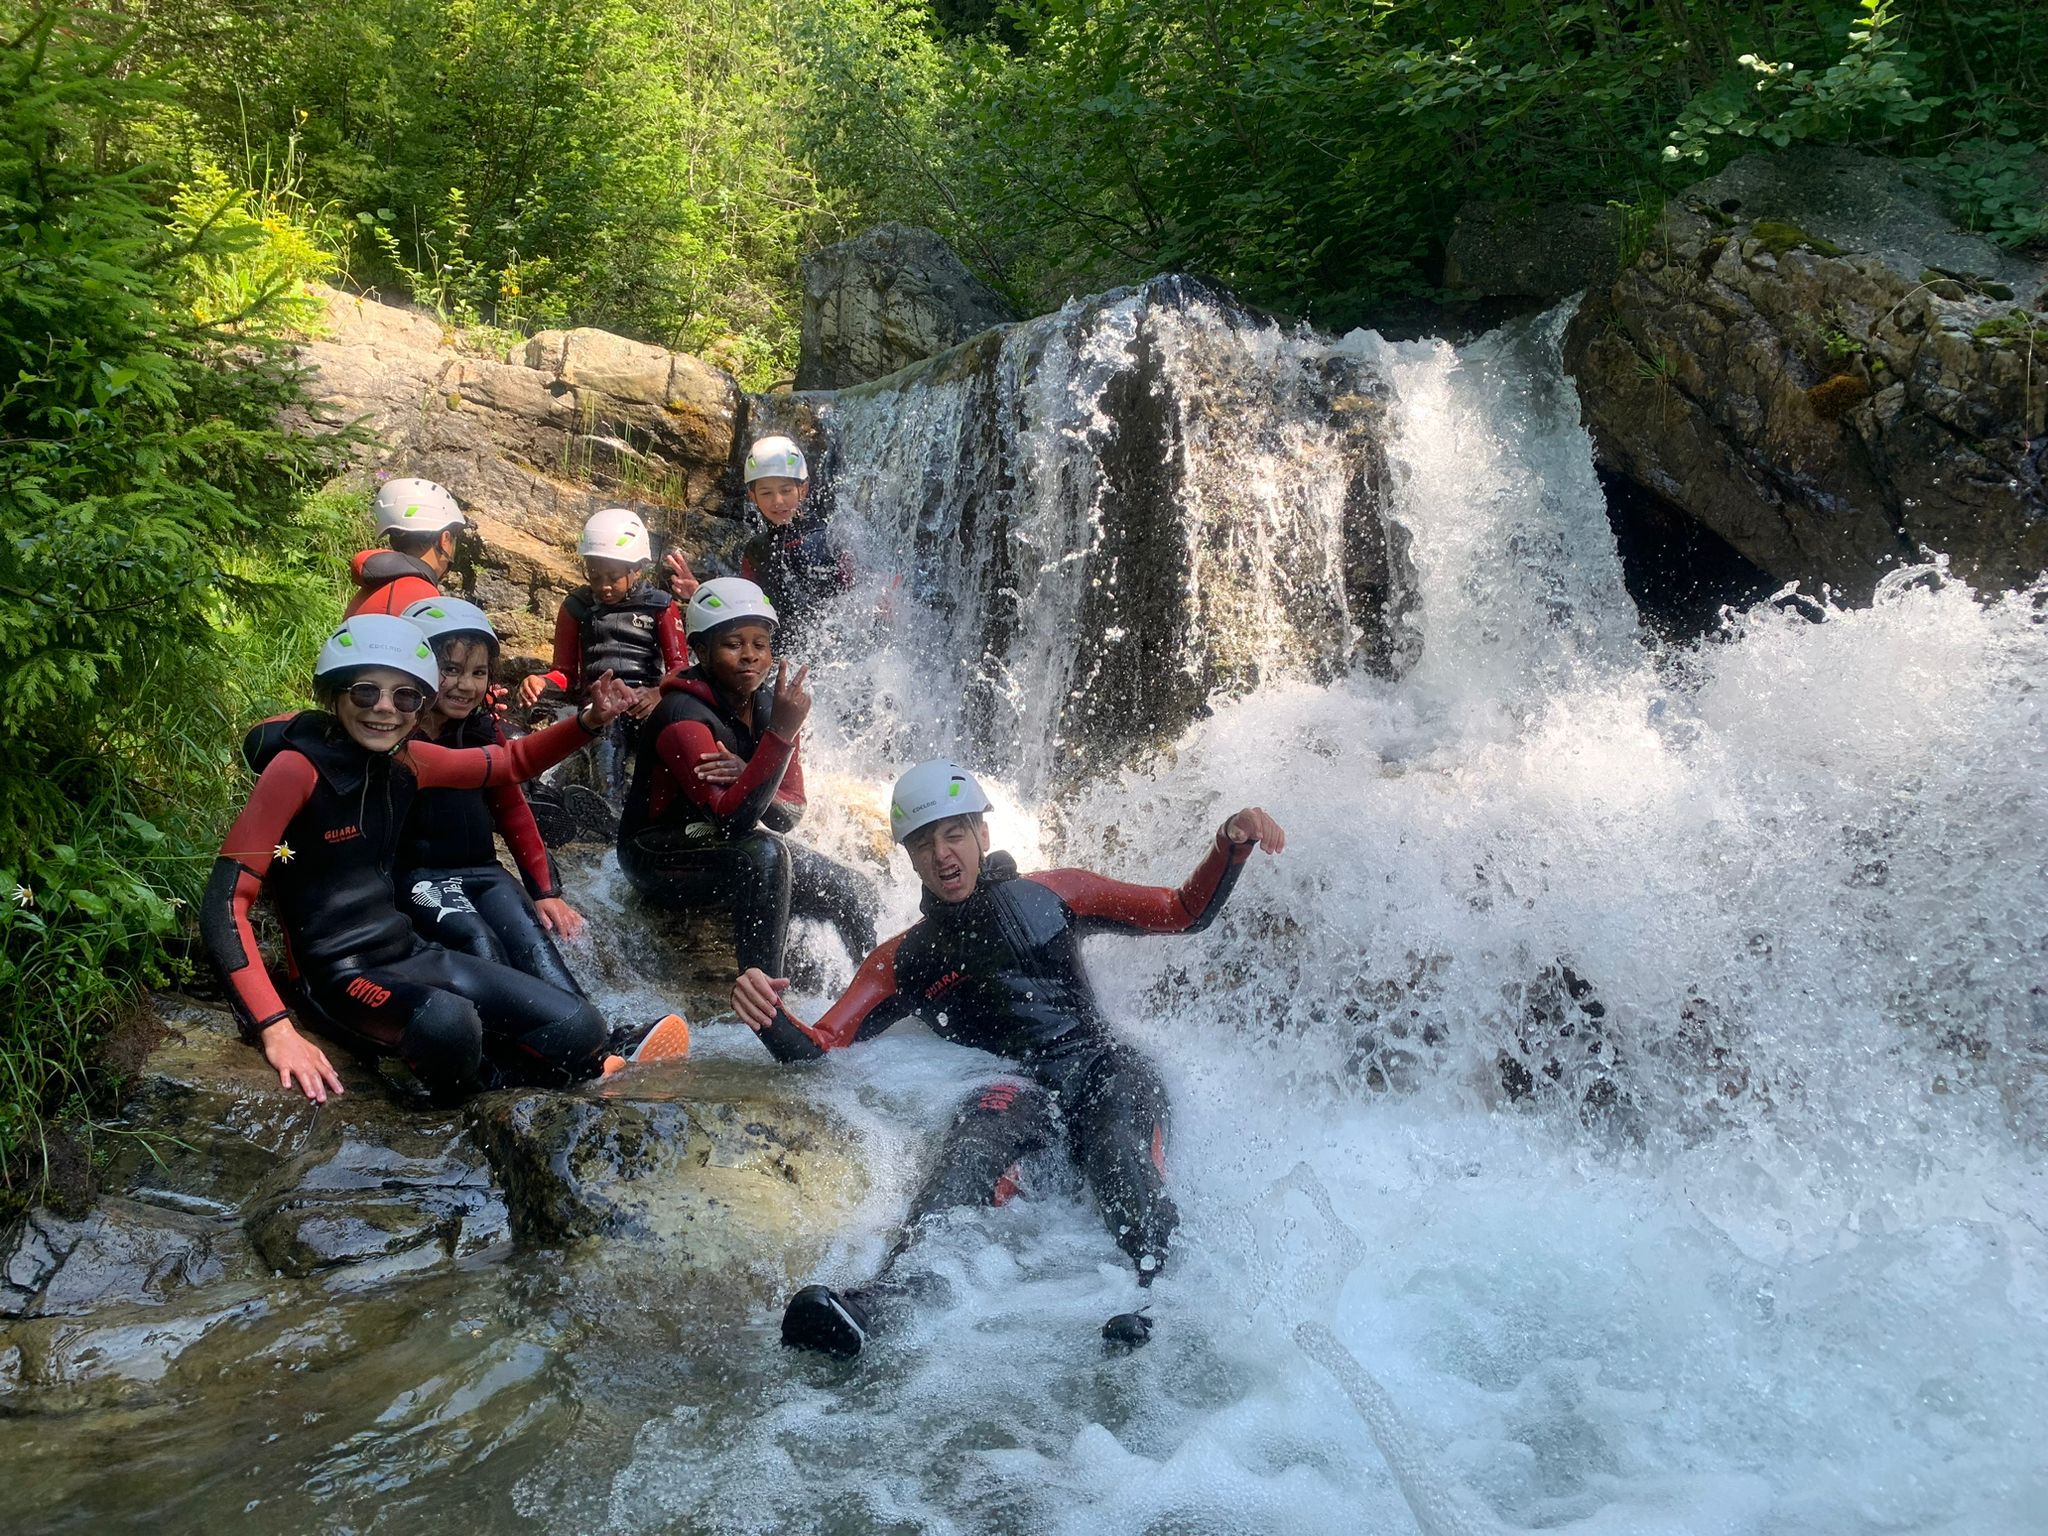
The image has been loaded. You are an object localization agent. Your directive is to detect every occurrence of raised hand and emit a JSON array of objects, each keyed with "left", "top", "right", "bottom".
[
  {"left": 766, "top": 660, "right": 812, "bottom": 738},
  {"left": 583, "top": 670, "right": 636, "bottom": 728},
  {"left": 1223, "top": 807, "right": 1286, "bottom": 852},
  {"left": 663, "top": 550, "right": 699, "bottom": 599},
  {"left": 732, "top": 966, "right": 790, "bottom": 1031},
  {"left": 261, "top": 1019, "right": 345, "bottom": 1103},
  {"left": 628, "top": 685, "right": 663, "bottom": 720},
  {"left": 517, "top": 672, "right": 549, "bottom": 709}
]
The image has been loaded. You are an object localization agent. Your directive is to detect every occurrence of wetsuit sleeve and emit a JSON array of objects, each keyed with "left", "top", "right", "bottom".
[
  {"left": 755, "top": 934, "right": 911, "bottom": 1062},
  {"left": 655, "top": 717, "right": 794, "bottom": 836},
  {"left": 656, "top": 603, "right": 686, "bottom": 672},
  {"left": 487, "top": 776, "right": 559, "bottom": 899},
  {"left": 1029, "top": 829, "right": 1254, "bottom": 936},
  {"left": 202, "top": 752, "right": 318, "bottom": 1040},
  {"left": 409, "top": 711, "right": 597, "bottom": 789},
  {"left": 542, "top": 603, "right": 579, "bottom": 694}
]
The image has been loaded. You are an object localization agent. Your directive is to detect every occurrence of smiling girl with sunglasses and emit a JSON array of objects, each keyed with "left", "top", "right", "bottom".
[{"left": 204, "top": 613, "right": 637, "bottom": 1103}]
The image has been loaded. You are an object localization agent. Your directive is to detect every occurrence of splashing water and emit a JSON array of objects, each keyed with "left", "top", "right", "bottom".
[{"left": 580, "top": 295, "right": 2048, "bottom": 1536}]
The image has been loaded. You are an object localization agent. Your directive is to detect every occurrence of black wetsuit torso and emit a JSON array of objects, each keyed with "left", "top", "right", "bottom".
[
  {"left": 231, "top": 712, "right": 433, "bottom": 978},
  {"left": 740, "top": 515, "right": 845, "bottom": 652}
]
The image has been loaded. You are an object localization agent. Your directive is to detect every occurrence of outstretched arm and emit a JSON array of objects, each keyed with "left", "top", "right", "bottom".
[
  {"left": 412, "top": 673, "right": 632, "bottom": 788},
  {"left": 732, "top": 934, "right": 911, "bottom": 1062},
  {"left": 1030, "top": 807, "right": 1285, "bottom": 936}
]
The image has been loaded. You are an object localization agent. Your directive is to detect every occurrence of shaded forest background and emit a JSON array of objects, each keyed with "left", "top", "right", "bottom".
[{"left": 1, "top": 0, "right": 2041, "bottom": 1205}]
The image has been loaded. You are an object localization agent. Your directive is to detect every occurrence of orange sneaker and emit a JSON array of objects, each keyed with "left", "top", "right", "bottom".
[{"left": 630, "top": 1012, "right": 691, "bottom": 1064}]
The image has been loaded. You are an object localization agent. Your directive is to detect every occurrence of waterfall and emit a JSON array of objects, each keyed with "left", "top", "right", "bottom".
[{"left": 598, "top": 288, "right": 2048, "bottom": 1534}]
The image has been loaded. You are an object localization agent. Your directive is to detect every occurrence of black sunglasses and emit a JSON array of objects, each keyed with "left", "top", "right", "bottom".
[{"left": 343, "top": 681, "right": 430, "bottom": 714}]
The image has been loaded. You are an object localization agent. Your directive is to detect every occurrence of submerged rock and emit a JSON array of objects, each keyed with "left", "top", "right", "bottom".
[
  {"left": 467, "top": 1060, "right": 867, "bottom": 1288},
  {"left": 1566, "top": 147, "right": 2048, "bottom": 598}
]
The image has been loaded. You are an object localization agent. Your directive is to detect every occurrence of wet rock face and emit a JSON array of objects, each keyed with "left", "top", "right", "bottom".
[
  {"left": 797, "top": 223, "right": 1017, "bottom": 390},
  {"left": 467, "top": 1061, "right": 867, "bottom": 1283},
  {"left": 0, "top": 996, "right": 868, "bottom": 1407},
  {"left": 1565, "top": 147, "right": 2048, "bottom": 599}
]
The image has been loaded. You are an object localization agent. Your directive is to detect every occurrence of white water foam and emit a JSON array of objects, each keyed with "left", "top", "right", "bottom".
[{"left": 595, "top": 301, "right": 2048, "bottom": 1535}]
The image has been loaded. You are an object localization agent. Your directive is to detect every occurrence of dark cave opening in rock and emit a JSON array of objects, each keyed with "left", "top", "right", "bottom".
[{"left": 1598, "top": 468, "right": 1776, "bottom": 642}]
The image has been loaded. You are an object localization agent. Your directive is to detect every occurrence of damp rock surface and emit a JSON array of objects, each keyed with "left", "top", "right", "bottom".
[
  {"left": 797, "top": 223, "right": 1017, "bottom": 390},
  {"left": 1565, "top": 146, "right": 2048, "bottom": 599}
]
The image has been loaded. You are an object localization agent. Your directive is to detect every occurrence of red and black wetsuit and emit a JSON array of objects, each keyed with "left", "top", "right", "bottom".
[
  {"left": 391, "top": 711, "right": 584, "bottom": 999},
  {"left": 534, "top": 580, "right": 686, "bottom": 802},
  {"left": 617, "top": 665, "right": 876, "bottom": 974},
  {"left": 754, "top": 830, "right": 1256, "bottom": 1277},
  {"left": 203, "top": 710, "right": 609, "bottom": 1095},
  {"left": 343, "top": 549, "right": 439, "bottom": 618},
  {"left": 740, "top": 514, "right": 851, "bottom": 656}
]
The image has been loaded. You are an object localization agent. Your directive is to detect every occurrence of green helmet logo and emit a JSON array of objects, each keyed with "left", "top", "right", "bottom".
[
  {"left": 423, "top": 605, "right": 446, "bottom": 618},
  {"left": 703, "top": 595, "right": 723, "bottom": 609},
  {"left": 891, "top": 802, "right": 905, "bottom": 820},
  {"left": 404, "top": 504, "right": 421, "bottom": 518},
  {"left": 415, "top": 644, "right": 431, "bottom": 659},
  {"left": 337, "top": 632, "right": 356, "bottom": 648},
  {"left": 948, "top": 781, "right": 962, "bottom": 798},
  {"left": 616, "top": 534, "right": 631, "bottom": 547}
]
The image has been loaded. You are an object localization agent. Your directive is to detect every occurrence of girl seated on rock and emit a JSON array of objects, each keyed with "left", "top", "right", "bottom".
[
  {"left": 205, "top": 613, "right": 636, "bottom": 1104},
  {"left": 393, "top": 597, "right": 588, "bottom": 998},
  {"left": 616, "top": 577, "right": 878, "bottom": 979}
]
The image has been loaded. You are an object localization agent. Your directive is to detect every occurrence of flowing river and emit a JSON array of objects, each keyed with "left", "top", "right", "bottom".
[{"left": 9, "top": 297, "right": 2045, "bottom": 1534}]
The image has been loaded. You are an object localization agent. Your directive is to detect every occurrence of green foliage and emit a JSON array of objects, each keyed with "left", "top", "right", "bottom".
[
  {"left": 0, "top": 5, "right": 353, "bottom": 1206},
  {"left": 139, "top": 0, "right": 834, "bottom": 385},
  {"left": 1663, "top": 0, "right": 1931, "bottom": 167},
  {"left": 797, "top": 0, "right": 2048, "bottom": 327},
  {"left": 1918, "top": 139, "right": 2048, "bottom": 251}
]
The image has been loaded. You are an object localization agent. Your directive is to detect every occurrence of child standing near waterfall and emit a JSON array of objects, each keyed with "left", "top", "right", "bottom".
[{"left": 737, "top": 435, "right": 854, "bottom": 657}]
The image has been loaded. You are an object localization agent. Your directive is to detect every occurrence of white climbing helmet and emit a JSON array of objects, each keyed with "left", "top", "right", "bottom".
[
  {"left": 578, "top": 506, "right": 652, "bottom": 564},
  {"left": 685, "top": 577, "right": 779, "bottom": 646},
  {"left": 743, "top": 435, "right": 808, "bottom": 484},
  {"left": 313, "top": 614, "right": 440, "bottom": 692},
  {"left": 401, "top": 596, "right": 497, "bottom": 648},
  {"left": 373, "top": 477, "right": 466, "bottom": 535},
  {"left": 889, "top": 759, "right": 992, "bottom": 843}
]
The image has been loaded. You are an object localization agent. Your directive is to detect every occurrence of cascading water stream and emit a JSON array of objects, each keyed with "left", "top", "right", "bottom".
[{"left": 590, "top": 291, "right": 2047, "bottom": 1534}]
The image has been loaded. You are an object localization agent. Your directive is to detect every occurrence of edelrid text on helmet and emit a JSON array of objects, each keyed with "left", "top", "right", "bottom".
[
  {"left": 578, "top": 507, "right": 652, "bottom": 564},
  {"left": 401, "top": 596, "right": 497, "bottom": 648},
  {"left": 889, "top": 759, "right": 993, "bottom": 843},
  {"left": 373, "top": 478, "right": 465, "bottom": 535},
  {"left": 743, "top": 435, "right": 808, "bottom": 484},
  {"left": 313, "top": 614, "right": 441, "bottom": 693},
  {"left": 686, "top": 577, "right": 779, "bottom": 646}
]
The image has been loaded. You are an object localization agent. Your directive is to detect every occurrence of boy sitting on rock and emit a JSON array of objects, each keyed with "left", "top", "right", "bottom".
[{"left": 517, "top": 507, "right": 688, "bottom": 808}]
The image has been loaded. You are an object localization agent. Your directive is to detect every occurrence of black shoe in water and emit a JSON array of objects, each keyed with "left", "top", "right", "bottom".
[
  {"left": 1101, "top": 1309, "right": 1154, "bottom": 1353},
  {"left": 782, "top": 1285, "right": 872, "bottom": 1359}
]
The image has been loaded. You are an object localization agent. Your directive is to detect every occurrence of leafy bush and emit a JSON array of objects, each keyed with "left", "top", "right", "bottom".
[
  {"left": 0, "top": 5, "right": 354, "bottom": 1210},
  {"left": 796, "top": 0, "right": 2048, "bottom": 327}
]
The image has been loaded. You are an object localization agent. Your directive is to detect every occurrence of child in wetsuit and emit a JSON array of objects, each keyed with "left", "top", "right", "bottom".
[
  {"left": 737, "top": 435, "right": 852, "bottom": 658},
  {"left": 516, "top": 507, "right": 687, "bottom": 806},
  {"left": 616, "top": 577, "right": 878, "bottom": 980},
  {"left": 346, "top": 477, "right": 468, "bottom": 617},
  {"left": 392, "top": 597, "right": 588, "bottom": 998},
  {"left": 205, "top": 614, "right": 639, "bottom": 1102}
]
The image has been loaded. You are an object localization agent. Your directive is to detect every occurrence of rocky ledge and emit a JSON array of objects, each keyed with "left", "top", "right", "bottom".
[{"left": 0, "top": 996, "right": 863, "bottom": 1410}]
